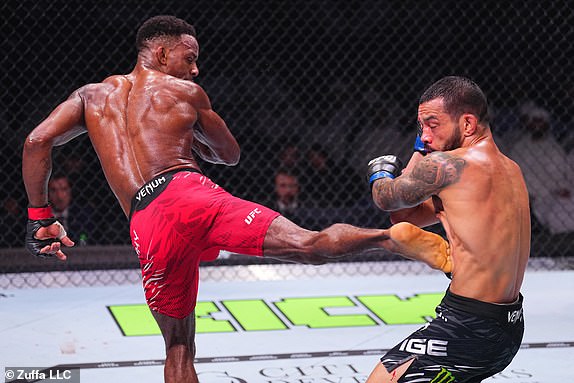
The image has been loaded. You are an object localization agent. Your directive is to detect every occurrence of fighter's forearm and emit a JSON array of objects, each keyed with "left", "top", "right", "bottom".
[
  {"left": 22, "top": 136, "right": 53, "bottom": 207},
  {"left": 374, "top": 152, "right": 466, "bottom": 212},
  {"left": 375, "top": 181, "right": 439, "bottom": 228},
  {"left": 372, "top": 178, "right": 422, "bottom": 211}
]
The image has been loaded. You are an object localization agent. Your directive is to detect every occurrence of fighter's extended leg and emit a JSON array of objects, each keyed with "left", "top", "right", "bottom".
[
  {"left": 151, "top": 310, "right": 198, "bottom": 383},
  {"left": 262, "top": 216, "right": 451, "bottom": 273},
  {"left": 263, "top": 216, "right": 391, "bottom": 264},
  {"left": 388, "top": 222, "right": 452, "bottom": 273}
]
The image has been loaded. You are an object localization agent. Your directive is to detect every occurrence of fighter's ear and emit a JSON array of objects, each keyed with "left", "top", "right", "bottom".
[
  {"left": 155, "top": 46, "right": 168, "bottom": 66},
  {"left": 460, "top": 113, "right": 478, "bottom": 137}
]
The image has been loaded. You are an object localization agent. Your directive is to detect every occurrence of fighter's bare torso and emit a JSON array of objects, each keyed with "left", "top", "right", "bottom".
[
  {"left": 76, "top": 70, "right": 209, "bottom": 215},
  {"left": 432, "top": 139, "right": 531, "bottom": 303}
]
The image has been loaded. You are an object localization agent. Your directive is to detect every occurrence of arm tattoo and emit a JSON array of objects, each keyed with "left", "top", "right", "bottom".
[{"left": 373, "top": 152, "right": 466, "bottom": 210}]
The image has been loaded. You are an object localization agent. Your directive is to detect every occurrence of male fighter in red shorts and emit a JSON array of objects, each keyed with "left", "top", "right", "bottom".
[{"left": 23, "top": 16, "right": 450, "bottom": 383}]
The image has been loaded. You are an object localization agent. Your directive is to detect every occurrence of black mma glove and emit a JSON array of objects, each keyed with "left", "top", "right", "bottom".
[
  {"left": 25, "top": 205, "right": 66, "bottom": 258},
  {"left": 367, "top": 155, "right": 403, "bottom": 186}
]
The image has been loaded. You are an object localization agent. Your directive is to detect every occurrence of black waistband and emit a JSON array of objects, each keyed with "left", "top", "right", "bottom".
[
  {"left": 441, "top": 289, "right": 524, "bottom": 325},
  {"left": 129, "top": 168, "right": 201, "bottom": 221}
]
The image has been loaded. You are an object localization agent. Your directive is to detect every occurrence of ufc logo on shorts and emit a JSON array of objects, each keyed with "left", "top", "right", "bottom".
[
  {"left": 399, "top": 338, "right": 448, "bottom": 356},
  {"left": 244, "top": 208, "right": 262, "bottom": 225}
]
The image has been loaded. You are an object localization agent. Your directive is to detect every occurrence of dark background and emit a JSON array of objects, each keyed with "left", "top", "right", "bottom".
[{"left": 1, "top": 0, "right": 573, "bottom": 256}]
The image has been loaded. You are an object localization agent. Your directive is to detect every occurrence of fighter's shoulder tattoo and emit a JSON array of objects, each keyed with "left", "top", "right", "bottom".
[
  {"left": 373, "top": 152, "right": 466, "bottom": 209},
  {"left": 411, "top": 152, "right": 467, "bottom": 189}
]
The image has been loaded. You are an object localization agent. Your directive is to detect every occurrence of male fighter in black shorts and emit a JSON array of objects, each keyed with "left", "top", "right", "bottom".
[{"left": 366, "top": 76, "right": 530, "bottom": 382}]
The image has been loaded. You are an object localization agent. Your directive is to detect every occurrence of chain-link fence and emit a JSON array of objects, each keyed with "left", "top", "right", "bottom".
[{"left": 2, "top": 1, "right": 574, "bottom": 284}]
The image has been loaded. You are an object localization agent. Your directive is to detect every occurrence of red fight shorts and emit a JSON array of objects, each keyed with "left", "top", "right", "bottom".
[{"left": 129, "top": 169, "right": 280, "bottom": 319}]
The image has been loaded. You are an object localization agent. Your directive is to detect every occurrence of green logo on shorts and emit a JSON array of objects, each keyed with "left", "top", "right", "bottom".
[{"left": 431, "top": 367, "right": 455, "bottom": 383}]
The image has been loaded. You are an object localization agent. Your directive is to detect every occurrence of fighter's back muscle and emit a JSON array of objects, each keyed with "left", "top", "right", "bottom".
[{"left": 78, "top": 72, "right": 200, "bottom": 215}]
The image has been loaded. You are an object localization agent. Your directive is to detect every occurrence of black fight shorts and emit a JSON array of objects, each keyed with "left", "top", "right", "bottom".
[{"left": 381, "top": 289, "right": 524, "bottom": 382}]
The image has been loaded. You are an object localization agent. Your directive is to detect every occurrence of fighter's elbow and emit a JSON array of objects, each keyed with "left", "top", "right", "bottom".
[
  {"left": 229, "top": 152, "right": 241, "bottom": 166},
  {"left": 23, "top": 133, "right": 52, "bottom": 153},
  {"left": 373, "top": 199, "right": 390, "bottom": 212},
  {"left": 372, "top": 192, "right": 394, "bottom": 212},
  {"left": 222, "top": 147, "right": 240, "bottom": 166}
]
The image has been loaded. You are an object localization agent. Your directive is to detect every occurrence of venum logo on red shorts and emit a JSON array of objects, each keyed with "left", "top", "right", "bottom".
[{"left": 244, "top": 208, "right": 262, "bottom": 225}]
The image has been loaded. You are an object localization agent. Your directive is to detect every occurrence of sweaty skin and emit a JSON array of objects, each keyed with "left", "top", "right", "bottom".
[
  {"left": 366, "top": 95, "right": 531, "bottom": 383},
  {"left": 22, "top": 33, "right": 451, "bottom": 271},
  {"left": 372, "top": 98, "right": 531, "bottom": 304},
  {"left": 23, "top": 35, "right": 238, "bottom": 218},
  {"left": 22, "top": 25, "right": 454, "bottom": 383}
]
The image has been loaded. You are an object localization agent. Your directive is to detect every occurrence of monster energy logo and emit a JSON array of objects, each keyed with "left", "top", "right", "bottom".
[{"left": 431, "top": 367, "right": 455, "bottom": 383}]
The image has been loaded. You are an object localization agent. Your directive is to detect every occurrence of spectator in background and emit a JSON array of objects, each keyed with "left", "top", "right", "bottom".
[
  {"left": 0, "top": 196, "right": 26, "bottom": 248},
  {"left": 509, "top": 101, "right": 574, "bottom": 255},
  {"left": 249, "top": 139, "right": 304, "bottom": 203},
  {"left": 261, "top": 143, "right": 370, "bottom": 230},
  {"left": 276, "top": 139, "right": 302, "bottom": 171},
  {"left": 54, "top": 145, "right": 92, "bottom": 205},
  {"left": 48, "top": 173, "right": 95, "bottom": 245},
  {"left": 262, "top": 169, "right": 306, "bottom": 225}
]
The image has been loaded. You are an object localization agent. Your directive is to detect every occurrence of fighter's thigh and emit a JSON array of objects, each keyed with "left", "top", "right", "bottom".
[
  {"left": 151, "top": 309, "right": 196, "bottom": 351},
  {"left": 263, "top": 215, "right": 316, "bottom": 256},
  {"left": 366, "top": 357, "right": 415, "bottom": 383}
]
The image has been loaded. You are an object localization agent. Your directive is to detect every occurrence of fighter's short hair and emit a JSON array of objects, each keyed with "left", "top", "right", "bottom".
[
  {"left": 136, "top": 15, "right": 196, "bottom": 51},
  {"left": 420, "top": 76, "right": 489, "bottom": 124}
]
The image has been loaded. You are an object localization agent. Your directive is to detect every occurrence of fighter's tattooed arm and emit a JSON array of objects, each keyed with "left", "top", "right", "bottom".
[{"left": 372, "top": 152, "right": 466, "bottom": 211}]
